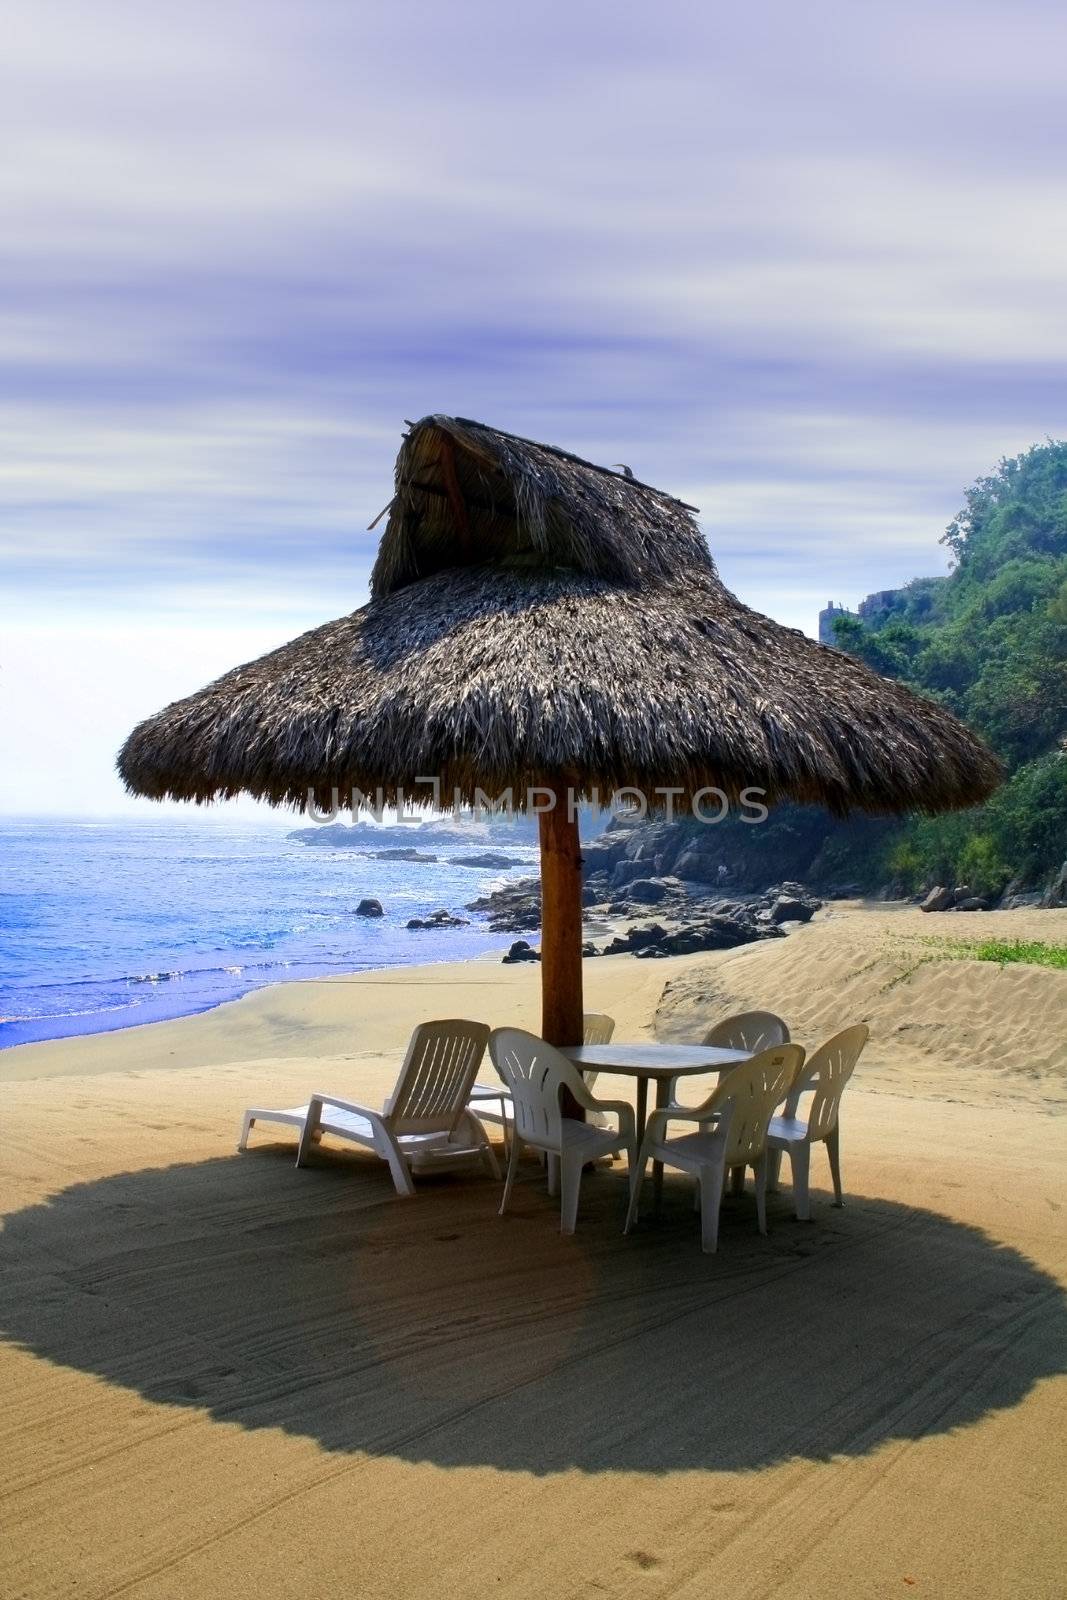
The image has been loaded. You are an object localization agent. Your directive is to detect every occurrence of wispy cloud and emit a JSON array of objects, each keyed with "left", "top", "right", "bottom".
[{"left": 3, "top": 3, "right": 1066, "bottom": 624}]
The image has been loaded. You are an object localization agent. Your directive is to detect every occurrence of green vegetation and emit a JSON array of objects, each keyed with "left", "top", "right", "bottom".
[
  {"left": 921, "top": 938, "right": 1067, "bottom": 971},
  {"left": 828, "top": 441, "right": 1067, "bottom": 894}
]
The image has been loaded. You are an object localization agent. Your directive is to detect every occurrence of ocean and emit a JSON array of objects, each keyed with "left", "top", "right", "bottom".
[{"left": 0, "top": 817, "right": 538, "bottom": 1049}]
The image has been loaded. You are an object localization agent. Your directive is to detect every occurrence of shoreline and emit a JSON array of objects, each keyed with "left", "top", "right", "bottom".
[
  {"left": 0, "top": 940, "right": 515, "bottom": 1054},
  {"left": 4, "top": 902, "right": 1065, "bottom": 1109},
  {"left": 0, "top": 946, "right": 516, "bottom": 1082},
  {"left": 0, "top": 812, "right": 540, "bottom": 1053}
]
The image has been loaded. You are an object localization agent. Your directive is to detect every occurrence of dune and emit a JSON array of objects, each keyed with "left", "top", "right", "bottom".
[
  {"left": 656, "top": 902, "right": 1067, "bottom": 1110},
  {"left": 1, "top": 902, "right": 1065, "bottom": 1599}
]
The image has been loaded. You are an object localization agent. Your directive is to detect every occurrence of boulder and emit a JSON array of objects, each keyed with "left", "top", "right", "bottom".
[
  {"left": 705, "top": 915, "right": 753, "bottom": 945},
  {"left": 662, "top": 928, "right": 713, "bottom": 947},
  {"left": 768, "top": 896, "right": 815, "bottom": 925},
  {"left": 610, "top": 859, "right": 656, "bottom": 889},
  {"left": 953, "top": 896, "right": 990, "bottom": 912},
  {"left": 1041, "top": 861, "right": 1067, "bottom": 909},
  {"left": 626, "top": 877, "right": 670, "bottom": 905},
  {"left": 580, "top": 834, "right": 633, "bottom": 872},
  {"left": 661, "top": 923, "right": 748, "bottom": 955},
  {"left": 354, "top": 898, "right": 384, "bottom": 917},
  {"left": 502, "top": 939, "right": 540, "bottom": 964},
  {"left": 919, "top": 885, "right": 954, "bottom": 913},
  {"left": 673, "top": 844, "right": 721, "bottom": 882}
]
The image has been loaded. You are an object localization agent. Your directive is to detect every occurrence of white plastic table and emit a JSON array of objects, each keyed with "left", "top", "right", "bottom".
[{"left": 561, "top": 1042, "right": 752, "bottom": 1148}]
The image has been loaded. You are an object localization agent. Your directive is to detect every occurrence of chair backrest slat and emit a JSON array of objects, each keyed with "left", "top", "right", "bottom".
[
  {"left": 489, "top": 1028, "right": 593, "bottom": 1144},
  {"left": 702, "top": 1010, "right": 790, "bottom": 1052},
  {"left": 388, "top": 1020, "right": 490, "bottom": 1133}
]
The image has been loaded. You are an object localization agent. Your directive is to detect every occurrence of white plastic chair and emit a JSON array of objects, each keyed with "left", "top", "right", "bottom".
[
  {"left": 704, "top": 1010, "right": 790, "bottom": 1051},
  {"left": 577, "top": 1011, "right": 615, "bottom": 1127},
  {"left": 766, "top": 1024, "right": 869, "bottom": 1219},
  {"left": 582, "top": 1011, "right": 616, "bottom": 1050},
  {"left": 238, "top": 1020, "right": 499, "bottom": 1197},
  {"left": 488, "top": 1027, "right": 636, "bottom": 1234},
  {"left": 469, "top": 1012, "right": 616, "bottom": 1151},
  {"left": 625, "top": 1044, "right": 805, "bottom": 1253},
  {"left": 666, "top": 1010, "right": 790, "bottom": 1107}
]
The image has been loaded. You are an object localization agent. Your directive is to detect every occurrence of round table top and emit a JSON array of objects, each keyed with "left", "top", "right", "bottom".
[{"left": 561, "top": 1043, "right": 751, "bottom": 1078}]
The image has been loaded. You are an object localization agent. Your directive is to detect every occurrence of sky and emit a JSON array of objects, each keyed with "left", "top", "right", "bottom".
[{"left": 2, "top": 0, "right": 1066, "bottom": 815}]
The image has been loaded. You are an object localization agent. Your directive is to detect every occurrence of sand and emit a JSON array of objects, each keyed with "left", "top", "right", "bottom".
[{"left": 2, "top": 903, "right": 1065, "bottom": 1599}]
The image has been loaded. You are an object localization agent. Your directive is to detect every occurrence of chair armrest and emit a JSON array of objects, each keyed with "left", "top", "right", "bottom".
[
  {"left": 307, "top": 1093, "right": 385, "bottom": 1129},
  {"left": 645, "top": 1104, "right": 724, "bottom": 1140},
  {"left": 588, "top": 1098, "right": 636, "bottom": 1131}
]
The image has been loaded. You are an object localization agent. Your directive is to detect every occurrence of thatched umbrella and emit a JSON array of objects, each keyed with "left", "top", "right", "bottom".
[{"left": 120, "top": 414, "right": 1001, "bottom": 1046}]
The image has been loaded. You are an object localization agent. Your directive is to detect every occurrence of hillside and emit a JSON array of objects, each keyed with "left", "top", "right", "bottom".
[
  {"left": 654, "top": 903, "right": 1067, "bottom": 1109},
  {"left": 822, "top": 440, "right": 1067, "bottom": 896}
]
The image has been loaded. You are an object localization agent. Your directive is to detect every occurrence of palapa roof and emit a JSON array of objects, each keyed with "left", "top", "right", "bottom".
[{"left": 119, "top": 414, "right": 1002, "bottom": 816}]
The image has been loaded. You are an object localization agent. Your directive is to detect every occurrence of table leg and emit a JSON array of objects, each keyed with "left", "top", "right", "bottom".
[
  {"left": 635, "top": 1076, "right": 649, "bottom": 1148},
  {"left": 652, "top": 1077, "right": 671, "bottom": 1210}
]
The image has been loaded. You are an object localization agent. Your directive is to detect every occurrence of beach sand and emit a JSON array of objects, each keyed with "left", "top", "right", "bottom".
[{"left": 2, "top": 903, "right": 1065, "bottom": 1598}]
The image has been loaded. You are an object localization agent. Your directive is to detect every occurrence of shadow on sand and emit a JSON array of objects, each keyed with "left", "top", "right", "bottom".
[{"left": 2, "top": 1144, "right": 1064, "bottom": 1474}]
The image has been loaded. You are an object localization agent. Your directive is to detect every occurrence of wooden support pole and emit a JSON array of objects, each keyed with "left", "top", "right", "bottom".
[{"left": 538, "top": 779, "right": 585, "bottom": 1049}]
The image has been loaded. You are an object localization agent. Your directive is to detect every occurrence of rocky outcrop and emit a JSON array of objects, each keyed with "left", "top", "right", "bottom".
[
  {"left": 471, "top": 869, "right": 823, "bottom": 959},
  {"left": 594, "top": 907, "right": 789, "bottom": 960},
  {"left": 920, "top": 885, "right": 954, "bottom": 912},
  {"left": 450, "top": 852, "right": 518, "bottom": 869},
  {"left": 466, "top": 881, "right": 542, "bottom": 932},
  {"left": 354, "top": 898, "right": 384, "bottom": 917},
  {"left": 372, "top": 847, "right": 437, "bottom": 862},
  {"left": 1041, "top": 861, "right": 1067, "bottom": 909},
  {"left": 406, "top": 908, "right": 471, "bottom": 930}
]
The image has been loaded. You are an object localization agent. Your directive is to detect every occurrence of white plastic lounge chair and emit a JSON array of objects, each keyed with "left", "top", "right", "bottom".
[
  {"left": 766, "top": 1024, "right": 869, "bottom": 1219},
  {"left": 625, "top": 1044, "right": 804, "bottom": 1253},
  {"left": 238, "top": 1019, "right": 499, "bottom": 1197},
  {"left": 488, "top": 1027, "right": 636, "bottom": 1234},
  {"left": 468, "top": 1012, "right": 616, "bottom": 1151}
]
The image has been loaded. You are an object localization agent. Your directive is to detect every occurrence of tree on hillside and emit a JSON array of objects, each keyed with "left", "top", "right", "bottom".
[
  {"left": 941, "top": 438, "right": 1067, "bottom": 573},
  {"left": 827, "top": 440, "right": 1067, "bottom": 891}
]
